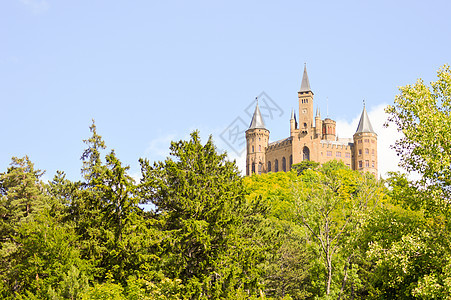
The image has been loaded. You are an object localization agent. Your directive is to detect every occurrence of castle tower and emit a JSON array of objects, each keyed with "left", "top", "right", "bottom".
[
  {"left": 246, "top": 100, "right": 269, "bottom": 175},
  {"left": 298, "top": 64, "right": 314, "bottom": 133},
  {"left": 353, "top": 105, "right": 378, "bottom": 176},
  {"left": 323, "top": 118, "right": 336, "bottom": 141}
]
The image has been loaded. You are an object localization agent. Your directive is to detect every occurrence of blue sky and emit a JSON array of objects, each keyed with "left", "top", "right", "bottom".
[{"left": 1, "top": 0, "right": 450, "bottom": 181}]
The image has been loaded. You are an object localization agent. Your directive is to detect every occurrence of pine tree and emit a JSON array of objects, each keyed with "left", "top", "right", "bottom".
[{"left": 140, "top": 131, "right": 259, "bottom": 297}]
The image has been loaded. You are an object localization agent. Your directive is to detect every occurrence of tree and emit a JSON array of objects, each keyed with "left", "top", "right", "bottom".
[
  {"left": 50, "top": 121, "right": 161, "bottom": 286},
  {"left": 294, "top": 161, "right": 385, "bottom": 297},
  {"left": 385, "top": 64, "right": 451, "bottom": 204},
  {"left": 0, "top": 156, "right": 50, "bottom": 296},
  {"left": 365, "top": 66, "right": 451, "bottom": 298},
  {"left": 0, "top": 156, "right": 47, "bottom": 230},
  {"left": 244, "top": 171, "right": 313, "bottom": 299},
  {"left": 139, "top": 131, "right": 263, "bottom": 298}
]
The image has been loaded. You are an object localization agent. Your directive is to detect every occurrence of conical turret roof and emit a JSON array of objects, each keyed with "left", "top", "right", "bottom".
[
  {"left": 248, "top": 101, "right": 266, "bottom": 129},
  {"left": 355, "top": 106, "right": 375, "bottom": 134},
  {"left": 300, "top": 64, "right": 311, "bottom": 92}
]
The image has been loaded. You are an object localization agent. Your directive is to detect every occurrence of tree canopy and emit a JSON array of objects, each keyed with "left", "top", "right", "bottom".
[{"left": 3, "top": 64, "right": 451, "bottom": 299}]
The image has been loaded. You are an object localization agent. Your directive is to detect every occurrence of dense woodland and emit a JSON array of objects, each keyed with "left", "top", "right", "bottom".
[{"left": 1, "top": 65, "right": 451, "bottom": 299}]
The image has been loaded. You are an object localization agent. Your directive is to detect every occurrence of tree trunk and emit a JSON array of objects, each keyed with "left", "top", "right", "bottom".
[{"left": 326, "top": 220, "right": 332, "bottom": 295}]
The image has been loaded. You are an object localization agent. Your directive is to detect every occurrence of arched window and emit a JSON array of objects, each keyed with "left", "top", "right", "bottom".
[
  {"left": 282, "top": 157, "right": 286, "bottom": 172},
  {"left": 252, "top": 145, "right": 254, "bottom": 152},
  {"left": 267, "top": 161, "right": 271, "bottom": 172},
  {"left": 303, "top": 146, "right": 310, "bottom": 161},
  {"left": 275, "top": 159, "right": 279, "bottom": 172},
  {"left": 252, "top": 162, "right": 255, "bottom": 174},
  {"left": 258, "top": 163, "right": 262, "bottom": 175}
]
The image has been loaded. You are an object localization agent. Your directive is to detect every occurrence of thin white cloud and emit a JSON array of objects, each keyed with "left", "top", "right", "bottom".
[
  {"left": 225, "top": 150, "right": 246, "bottom": 176},
  {"left": 143, "top": 133, "right": 177, "bottom": 162},
  {"left": 19, "top": 0, "right": 49, "bottom": 14}
]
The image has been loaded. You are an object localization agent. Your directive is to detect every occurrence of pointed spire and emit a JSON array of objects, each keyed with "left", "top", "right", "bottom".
[
  {"left": 316, "top": 106, "right": 320, "bottom": 118},
  {"left": 248, "top": 97, "right": 266, "bottom": 129},
  {"left": 290, "top": 108, "right": 295, "bottom": 120},
  {"left": 300, "top": 63, "right": 311, "bottom": 92},
  {"left": 355, "top": 105, "right": 376, "bottom": 134}
]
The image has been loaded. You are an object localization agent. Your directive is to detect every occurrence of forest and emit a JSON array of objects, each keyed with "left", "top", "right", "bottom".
[{"left": 1, "top": 65, "right": 450, "bottom": 299}]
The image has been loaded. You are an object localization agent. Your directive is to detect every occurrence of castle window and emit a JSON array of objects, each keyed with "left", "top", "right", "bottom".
[
  {"left": 282, "top": 157, "right": 286, "bottom": 172},
  {"left": 365, "top": 139, "right": 369, "bottom": 143},
  {"left": 365, "top": 160, "right": 369, "bottom": 167},
  {"left": 358, "top": 149, "right": 362, "bottom": 155},
  {"left": 252, "top": 163, "right": 256, "bottom": 174},
  {"left": 259, "top": 137, "right": 261, "bottom": 141},
  {"left": 258, "top": 163, "right": 262, "bottom": 175},
  {"left": 327, "top": 151, "right": 332, "bottom": 157},
  {"left": 252, "top": 146, "right": 254, "bottom": 152},
  {"left": 372, "top": 149, "right": 375, "bottom": 155},
  {"left": 303, "top": 147, "right": 310, "bottom": 161},
  {"left": 345, "top": 152, "right": 351, "bottom": 158},
  {"left": 358, "top": 161, "right": 362, "bottom": 168},
  {"left": 268, "top": 161, "right": 271, "bottom": 172},
  {"left": 372, "top": 161, "right": 375, "bottom": 168},
  {"left": 358, "top": 140, "right": 362, "bottom": 144},
  {"left": 259, "top": 145, "right": 261, "bottom": 151},
  {"left": 365, "top": 148, "right": 369, "bottom": 154},
  {"left": 275, "top": 159, "right": 279, "bottom": 172},
  {"left": 336, "top": 152, "right": 341, "bottom": 157}
]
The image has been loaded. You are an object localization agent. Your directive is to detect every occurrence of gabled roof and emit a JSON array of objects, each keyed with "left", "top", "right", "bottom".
[
  {"left": 248, "top": 102, "right": 266, "bottom": 129},
  {"left": 300, "top": 64, "right": 311, "bottom": 92},
  {"left": 355, "top": 106, "right": 376, "bottom": 134}
]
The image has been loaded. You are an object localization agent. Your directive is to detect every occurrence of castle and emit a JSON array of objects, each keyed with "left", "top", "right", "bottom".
[{"left": 245, "top": 65, "right": 378, "bottom": 176}]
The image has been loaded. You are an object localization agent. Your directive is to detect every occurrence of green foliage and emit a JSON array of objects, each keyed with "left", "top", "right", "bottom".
[
  {"left": 291, "top": 160, "right": 320, "bottom": 175},
  {"left": 0, "top": 156, "right": 47, "bottom": 232},
  {"left": 140, "top": 131, "right": 265, "bottom": 297},
  {"left": 60, "top": 121, "right": 161, "bottom": 285},
  {"left": 10, "top": 104, "right": 451, "bottom": 299},
  {"left": 372, "top": 65, "right": 451, "bottom": 299},
  {"left": 386, "top": 64, "right": 451, "bottom": 201},
  {"left": 294, "top": 161, "right": 385, "bottom": 297},
  {"left": 244, "top": 170, "right": 299, "bottom": 220}
]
